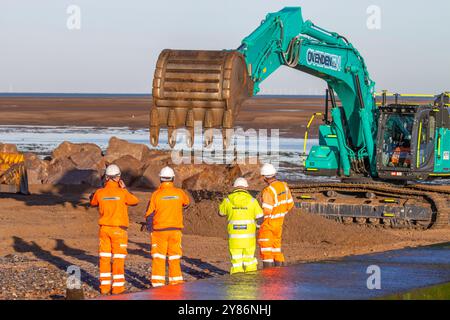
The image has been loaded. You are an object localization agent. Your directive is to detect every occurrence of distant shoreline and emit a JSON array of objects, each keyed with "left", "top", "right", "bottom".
[
  {"left": 0, "top": 92, "right": 437, "bottom": 101},
  {"left": 0, "top": 92, "right": 325, "bottom": 99}
]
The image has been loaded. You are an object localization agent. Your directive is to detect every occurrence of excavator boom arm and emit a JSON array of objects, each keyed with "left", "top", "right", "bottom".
[{"left": 236, "top": 7, "right": 377, "bottom": 176}]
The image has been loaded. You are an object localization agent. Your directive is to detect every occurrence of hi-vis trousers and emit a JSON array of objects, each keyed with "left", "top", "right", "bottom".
[
  {"left": 258, "top": 226, "right": 284, "bottom": 263},
  {"left": 151, "top": 230, "right": 183, "bottom": 287},
  {"left": 99, "top": 226, "right": 128, "bottom": 295},
  {"left": 229, "top": 237, "right": 258, "bottom": 274}
]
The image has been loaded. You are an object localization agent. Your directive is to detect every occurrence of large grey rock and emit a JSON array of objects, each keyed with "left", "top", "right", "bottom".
[
  {"left": 69, "top": 149, "right": 105, "bottom": 171},
  {"left": 106, "top": 137, "right": 152, "bottom": 163},
  {"left": 45, "top": 158, "right": 77, "bottom": 184},
  {"left": 133, "top": 152, "right": 172, "bottom": 189},
  {"left": 134, "top": 165, "right": 161, "bottom": 189},
  {"left": 46, "top": 142, "right": 105, "bottom": 186},
  {"left": 112, "top": 155, "right": 144, "bottom": 186},
  {"left": 45, "top": 157, "right": 101, "bottom": 186},
  {"left": 52, "top": 142, "right": 101, "bottom": 160},
  {"left": 24, "top": 153, "right": 48, "bottom": 185},
  {"left": 0, "top": 143, "right": 18, "bottom": 154},
  {"left": 181, "top": 164, "right": 242, "bottom": 191},
  {"left": 234, "top": 158, "right": 264, "bottom": 190}
]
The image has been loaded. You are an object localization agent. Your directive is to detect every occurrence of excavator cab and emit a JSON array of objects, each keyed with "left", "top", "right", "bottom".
[{"left": 376, "top": 93, "right": 450, "bottom": 180}]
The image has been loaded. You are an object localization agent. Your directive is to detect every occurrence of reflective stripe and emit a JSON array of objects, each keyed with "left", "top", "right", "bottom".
[
  {"left": 269, "top": 186, "right": 278, "bottom": 204},
  {"left": 231, "top": 254, "right": 243, "bottom": 259},
  {"left": 100, "top": 273, "right": 111, "bottom": 277},
  {"left": 168, "top": 255, "right": 181, "bottom": 260},
  {"left": 228, "top": 220, "right": 255, "bottom": 225},
  {"left": 258, "top": 238, "right": 270, "bottom": 242},
  {"left": 243, "top": 259, "right": 258, "bottom": 266},
  {"left": 99, "top": 252, "right": 112, "bottom": 257},
  {"left": 262, "top": 259, "right": 274, "bottom": 263},
  {"left": 151, "top": 275, "right": 165, "bottom": 280},
  {"left": 243, "top": 255, "right": 255, "bottom": 259},
  {"left": 229, "top": 234, "right": 255, "bottom": 239},
  {"left": 272, "top": 248, "right": 281, "bottom": 253},
  {"left": 270, "top": 212, "right": 287, "bottom": 219},
  {"left": 113, "top": 274, "right": 125, "bottom": 280},
  {"left": 268, "top": 183, "right": 293, "bottom": 209},
  {"left": 169, "top": 276, "right": 183, "bottom": 282},
  {"left": 120, "top": 244, "right": 128, "bottom": 248},
  {"left": 261, "top": 248, "right": 273, "bottom": 252},
  {"left": 113, "top": 254, "right": 126, "bottom": 259},
  {"left": 152, "top": 253, "right": 166, "bottom": 259},
  {"left": 112, "top": 282, "right": 125, "bottom": 287},
  {"left": 262, "top": 203, "right": 273, "bottom": 210},
  {"left": 273, "top": 199, "right": 290, "bottom": 207},
  {"left": 256, "top": 213, "right": 264, "bottom": 219},
  {"left": 152, "top": 283, "right": 164, "bottom": 287},
  {"left": 232, "top": 262, "right": 243, "bottom": 267},
  {"left": 101, "top": 280, "right": 111, "bottom": 285}
]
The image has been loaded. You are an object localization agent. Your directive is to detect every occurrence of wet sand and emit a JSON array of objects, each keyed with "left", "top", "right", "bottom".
[{"left": 0, "top": 96, "right": 325, "bottom": 138}]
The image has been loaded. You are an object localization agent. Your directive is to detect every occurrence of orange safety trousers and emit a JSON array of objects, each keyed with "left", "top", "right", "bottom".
[
  {"left": 99, "top": 226, "right": 128, "bottom": 294},
  {"left": 258, "top": 222, "right": 285, "bottom": 263},
  {"left": 151, "top": 230, "right": 183, "bottom": 287}
]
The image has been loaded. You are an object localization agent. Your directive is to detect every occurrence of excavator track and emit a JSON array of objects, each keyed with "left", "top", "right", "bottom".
[
  {"left": 188, "top": 182, "right": 449, "bottom": 230},
  {"left": 290, "top": 182, "right": 450, "bottom": 229}
]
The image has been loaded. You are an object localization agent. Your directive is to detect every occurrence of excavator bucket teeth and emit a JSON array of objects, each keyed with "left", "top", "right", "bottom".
[
  {"left": 151, "top": 49, "right": 254, "bottom": 147},
  {"left": 0, "top": 153, "right": 29, "bottom": 194}
]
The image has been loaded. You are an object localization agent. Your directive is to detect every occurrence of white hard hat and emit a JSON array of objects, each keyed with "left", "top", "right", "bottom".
[
  {"left": 260, "top": 163, "right": 277, "bottom": 177},
  {"left": 159, "top": 166, "right": 175, "bottom": 179},
  {"left": 105, "top": 164, "right": 121, "bottom": 177},
  {"left": 233, "top": 177, "right": 249, "bottom": 188}
]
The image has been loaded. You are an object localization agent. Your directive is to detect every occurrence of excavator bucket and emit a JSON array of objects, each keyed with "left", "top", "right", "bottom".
[
  {"left": 0, "top": 153, "right": 29, "bottom": 194},
  {"left": 151, "top": 50, "right": 254, "bottom": 147}
]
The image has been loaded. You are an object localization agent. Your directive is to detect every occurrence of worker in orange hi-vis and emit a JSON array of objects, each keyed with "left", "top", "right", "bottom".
[
  {"left": 90, "top": 164, "right": 139, "bottom": 295},
  {"left": 144, "top": 166, "right": 190, "bottom": 287},
  {"left": 257, "top": 163, "right": 294, "bottom": 268}
]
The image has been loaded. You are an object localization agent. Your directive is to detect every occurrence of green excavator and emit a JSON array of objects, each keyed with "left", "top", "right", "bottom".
[{"left": 150, "top": 7, "right": 449, "bottom": 229}]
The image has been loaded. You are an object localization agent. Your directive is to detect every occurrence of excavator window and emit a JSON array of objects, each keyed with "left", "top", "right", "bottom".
[
  {"left": 417, "top": 114, "right": 436, "bottom": 168},
  {"left": 381, "top": 114, "right": 414, "bottom": 168}
]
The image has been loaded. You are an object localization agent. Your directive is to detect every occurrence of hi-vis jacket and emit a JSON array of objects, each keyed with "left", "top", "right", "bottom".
[
  {"left": 145, "top": 182, "right": 190, "bottom": 231},
  {"left": 260, "top": 180, "right": 294, "bottom": 230},
  {"left": 90, "top": 180, "right": 139, "bottom": 227},
  {"left": 219, "top": 189, "right": 264, "bottom": 241}
]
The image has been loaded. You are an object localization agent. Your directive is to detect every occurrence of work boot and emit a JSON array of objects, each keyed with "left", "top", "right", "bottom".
[
  {"left": 262, "top": 261, "right": 274, "bottom": 269},
  {"left": 274, "top": 261, "right": 286, "bottom": 267}
]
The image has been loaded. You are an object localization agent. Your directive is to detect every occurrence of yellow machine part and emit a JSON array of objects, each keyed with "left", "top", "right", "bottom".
[
  {"left": 0, "top": 153, "right": 29, "bottom": 194},
  {"left": 151, "top": 49, "right": 254, "bottom": 147}
]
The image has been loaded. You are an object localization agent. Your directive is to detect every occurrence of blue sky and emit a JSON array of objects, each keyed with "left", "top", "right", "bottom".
[{"left": 0, "top": 0, "right": 449, "bottom": 94}]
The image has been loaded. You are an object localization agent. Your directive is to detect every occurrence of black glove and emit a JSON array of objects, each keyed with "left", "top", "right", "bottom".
[{"left": 145, "top": 215, "right": 153, "bottom": 232}]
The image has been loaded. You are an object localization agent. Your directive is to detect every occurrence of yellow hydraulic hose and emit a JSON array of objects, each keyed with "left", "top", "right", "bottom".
[
  {"left": 416, "top": 122, "right": 423, "bottom": 168},
  {"left": 303, "top": 113, "right": 323, "bottom": 154}
]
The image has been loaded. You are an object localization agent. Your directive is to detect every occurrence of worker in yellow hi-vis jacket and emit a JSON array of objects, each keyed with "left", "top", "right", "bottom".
[{"left": 219, "top": 177, "right": 264, "bottom": 274}]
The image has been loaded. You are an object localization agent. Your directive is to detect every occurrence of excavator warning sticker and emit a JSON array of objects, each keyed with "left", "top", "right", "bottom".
[{"left": 306, "top": 49, "right": 341, "bottom": 72}]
